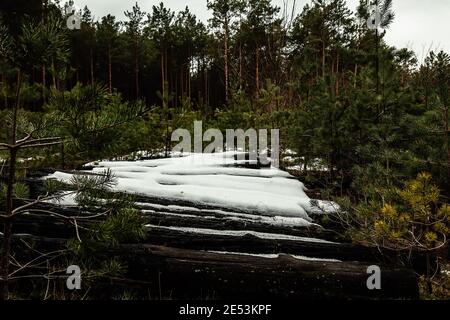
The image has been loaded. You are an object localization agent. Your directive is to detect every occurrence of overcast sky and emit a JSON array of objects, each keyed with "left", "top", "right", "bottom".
[{"left": 73, "top": 0, "right": 450, "bottom": 61}]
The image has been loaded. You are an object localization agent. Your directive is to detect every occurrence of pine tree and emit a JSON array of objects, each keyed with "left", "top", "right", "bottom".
[
  {"left": 0, "top": 13, "right": 69, "bottom": 299},
  {"left": 145, "top": 2, "right": 175, "bottom": 104},
  {"left": 97, "top": 15, "right": 120, "bottom": 94},
  {"left": 207, "top": 0, "right": 245, "bottom": 103},
  {"left": 124, "top": 3, "right": 145, "bottom": 99}
]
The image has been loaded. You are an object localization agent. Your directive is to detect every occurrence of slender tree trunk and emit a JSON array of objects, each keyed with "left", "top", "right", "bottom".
[
  {"left": 180, "top": 67, "right": 184, "bottom": 100},
  {"left": 224, "top": 17, "right": 229, "bottom": 103},
  {"left": 0, "top": 69, "right": 21, "bottom": 300},
  {"left": 188, "top": 65, "right": 191, "bottom": 101},
  {"left": 108, "top": 44, "right": 112, "bottom": 94},
  {"left": 161, "top": 53, "right": 165, "bottom": 99},
  {"left": 322, "top": 41, "right": 326, "bottom": 79},
  {"left": 164, "top": 48, "right": 169, "bottom": 104},
  {"left": 188, "top": 63, "right": 191, "bottom": 101},
  {"left": 335, "top": 50, "right": 340, "bottom": 96},
  {"left": 331, "top": 56, "right": 335, "bottom": 95},
  {"left": 444, "top": 105, "right": 450, "bottom": 170},
  {"left": 256, "top": 46, "right": 260, "bottom": 100},
  {"left": 2, "top": 75, "right": 7, "bottom": 109},
  {"left": 42, "top": 65, "right": 46, "bottom": 102},
  {"left": 315, "top": 54, "right": 319, "bottom": 82},
  {"left": 375, "top": 29, "right": 380, "bottom": 95},
  {"left": 51, "top": 59, "right": 57, "bottom": 89},
  {"left": 187, "top": 47, "right": 191, "bottom": 100},
  {"left": 0, "top": 149, "right": 16, "bottom": 300},
  {"left": 42, "top": 0, "right": 48, "bottom": 23},
  {"left": 134, "top": 40, "right": 139, "bottom": 99},
  {"left": 0, "top": 73, "right": 3, "bottom": 108},
  {"left": 75, "top": 56, "right": 79, "bottom": 84},
  {"left": 61, "top": 142, "right": 65, "bottom": 170},
  {"left": 239, "top": 43, "right": 243, "bottom": 90},
  {"left": 90, "top": 48, "right": 94, "bottom": 85},
  {"left": 375, "top": 29, "right": 381, "bottom": 121},
  {"left": 204, "top": 58, "right": 208, "bottom": 107},
  {"left": 425, "top": 250, "right": 433, "bottom": 294}
]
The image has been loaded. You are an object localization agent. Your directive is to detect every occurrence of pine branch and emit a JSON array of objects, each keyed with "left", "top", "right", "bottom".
[{"left": 0, "top": 137, "right": 63, "bottom": 150}]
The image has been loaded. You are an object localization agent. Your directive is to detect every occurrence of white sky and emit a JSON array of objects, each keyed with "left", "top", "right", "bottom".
[{"left": 73, "top": 0, "right": 450, "bottom": 61}]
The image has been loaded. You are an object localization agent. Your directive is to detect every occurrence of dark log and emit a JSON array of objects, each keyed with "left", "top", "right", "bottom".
[
  {"left": 144, "top": 227, "right": 386, "bottom": 263},
  {"left": 6, "top": 234, "right": 419, "bottom": 300},
  {"left": 8, "top": 211, "right": 434, "bottom": 275},
  {"left": 142, "top": 210, "right": 343, "bottom": 242},
  {"left": 119, "top": 244, "right": 419, "bottom": 300},
  {"left": 9, "top": 211, "right": 380, "bottom": 263}
]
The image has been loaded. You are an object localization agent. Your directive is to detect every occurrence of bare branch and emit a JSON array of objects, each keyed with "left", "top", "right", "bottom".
[
  {"left": 8, "top": 250, "right": 67, "bottom": 278},
  {"left": 19, "top": 141, "right": 63, "bottom": 150}
]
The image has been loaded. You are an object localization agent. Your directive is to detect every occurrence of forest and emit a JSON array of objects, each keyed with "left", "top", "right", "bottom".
[{"left": 0, "top": 0, "right": 449, "bottom": 301}]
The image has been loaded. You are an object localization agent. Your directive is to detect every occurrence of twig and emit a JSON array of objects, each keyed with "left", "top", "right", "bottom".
[
  {"left": 74, "top": 218, "right": 82, "bottom": 243},
  {"left": 8, "top": 249, "right": 67, "bottom": 277}
]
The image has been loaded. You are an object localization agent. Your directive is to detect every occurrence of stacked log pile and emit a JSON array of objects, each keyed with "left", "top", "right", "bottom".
[{"left": 4, "top": 189, "right": 420, "bottom": 300}]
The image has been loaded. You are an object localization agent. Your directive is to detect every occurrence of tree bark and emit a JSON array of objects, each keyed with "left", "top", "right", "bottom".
[
  {"left": 108, "top": 44, "right": 112, "bottom": 94},
  {"left": 239, "top": 43, "right": 243, "bottom": 90},
  {"left": 336, "top": 50, "right": 340, "bottom": 96},
  {"left": 322, "top": 41, "right": 326, "bottom": 79},
  {"left": 255, "top": 46, "right": 260, "bottom": 100},
  {"left": 90, "top": 48, "right": 94, "bottom": 86},
  {"left": 161, "top": 53, "right": 165, "bottom": 99},
  {"left": 224, "top": 16, "right": 229, "bottom": 103},
  {"left": 444, "top": 105, "right": 450, "bottom": 170},
  {"left": 0, "top": 69, "right": 21, "bottom": 300},
  {"left": 134, "top": 39, "right": 139, "bottom": 99}
]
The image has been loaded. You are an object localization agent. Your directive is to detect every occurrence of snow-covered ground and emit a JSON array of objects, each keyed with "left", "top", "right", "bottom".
[{"left": 47, "top": 152, "right": 337, "bottom": 224}]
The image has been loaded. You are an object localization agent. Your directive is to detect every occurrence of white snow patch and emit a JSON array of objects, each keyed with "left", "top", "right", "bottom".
[
  {"left": 309, "top": 200, "right": 341, "bottom": 214},
  {"left": 207, "top": 250, "right": 341, "bottom": 263},
  {"left": 46, "top": 152, "right": 338, "bottom": 221},
  {"left": 45, "top": 191, "right": 78, "bottom": 207},
  {"left": 145, "top": 224, "right": 336, "bottom": 244},
  {"left": 138, "top": 202, "right": 315, "bottom": 227},
  {"left": 137, "top": 202, "right": 202, "bottom": 213},
  {"left": 142, "top": 210, "right": 208, "bottom": 219}
]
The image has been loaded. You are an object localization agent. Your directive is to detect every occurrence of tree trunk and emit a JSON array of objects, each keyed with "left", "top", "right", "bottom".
[
  {"left": 42, "top": 65, "right": 46, "bottom": 102},
  {"left": 0, "top": 70, "right": 21, "bottom": 300},
  {"left": 0, "top": 148, "right": 16, "bottom": 300},
  {"left": 161, "top": 53, "right": 165, "bottom": 99},
  {"left": 164, "top": 48, "right": 169, "bottom": 104},
  {"left": 444, "top": 105, "right": 450, "bottom": 172},
  {"left": 180, "top": 66, "right": 184, "bottom": 100},
  {"left": 239, "top": 43, "right": 243, "bottom": 90},
  {"left": 375, "top": 29, "right": 380, "bottom": 95},
  {"left": 256, "top": 47, "right": 260, "bottom": 100},
  {"left": 51, "top": 60, "right": 57, "bottom": 89},
  {"left": 188, "top": 63, "right": 191, "bottom": 101},
  {"left": 224, "top": 17, "right": 229, "bottom": 103},
  {"left": 108, "top": 44, "right": 112, "bottom": 94},
  {"left": 425, "top": 251, "right": 433, "bottom": 294},
  {"left": 335, "top": 50, "right": 340, "bottom": 96},
  {"left": 322, "top": 41, "right": 326, "bottom": 79},
  {"left": 204, "top": 59, "right": 209, "bottom": 107},
  {"left": 187, "top": 47, "right": 191, "bottom": 100},
  {"left": 90, "top": 48, "right": 94, "bottom": 86},
  {"left": 134, "top": 40, "right": 139, "bottom": 99}
]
